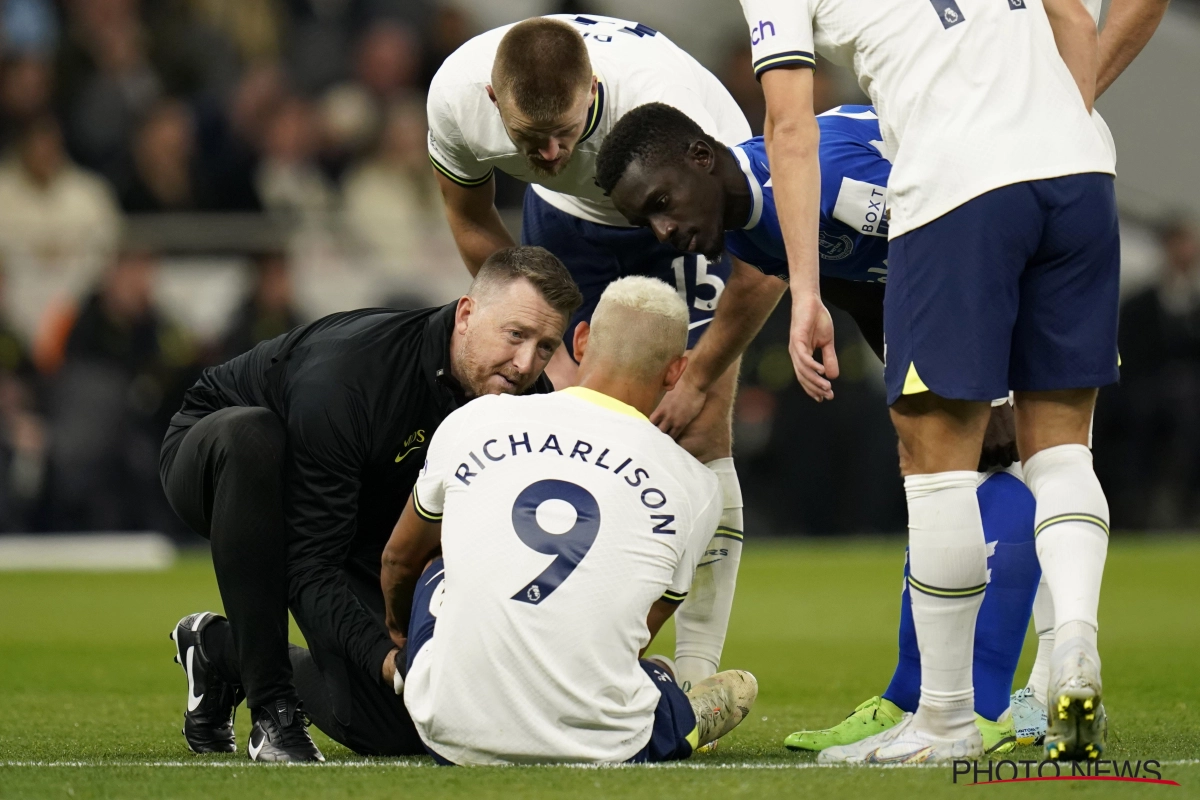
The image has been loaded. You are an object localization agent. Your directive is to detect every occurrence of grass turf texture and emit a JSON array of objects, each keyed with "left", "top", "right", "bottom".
[{"left": 1, "top": 538, "right": 1198, "bottom": 799}]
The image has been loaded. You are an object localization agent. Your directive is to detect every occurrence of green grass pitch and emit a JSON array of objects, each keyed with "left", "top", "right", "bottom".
[{"left": 2, "top": 537, "right": 1198, "bottom": 798}]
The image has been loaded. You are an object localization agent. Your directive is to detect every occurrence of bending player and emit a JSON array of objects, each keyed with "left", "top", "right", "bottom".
[
  {"left": 427, "top": 15, "right": 753, "bottom": 692},
  {"left": 596, "top": 102, "right": 1040, "bottom": 754},
  {"left": 380, "top": 277, "right": 758, "bottom": 764}
]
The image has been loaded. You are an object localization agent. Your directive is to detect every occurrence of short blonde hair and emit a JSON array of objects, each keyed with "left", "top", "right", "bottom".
[{"left": 587, "top": 277, "right": 688, "bottom": 378}]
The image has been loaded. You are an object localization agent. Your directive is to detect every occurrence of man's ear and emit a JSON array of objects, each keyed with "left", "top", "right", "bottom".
[
  {"left": 663, "top": 354, "right": 688, "bottom": 392},
  {"left": 455, "top": 295, "right": 475, "bottom": 333},
  {"left": 688, "top": 140, "right": 715, "bottom": 173},
  {"left": 572, "top": 320, "right": 590, "bottom": 362},
  {"left": 486, "top": 85, "right": 499, "bottom": 109}
]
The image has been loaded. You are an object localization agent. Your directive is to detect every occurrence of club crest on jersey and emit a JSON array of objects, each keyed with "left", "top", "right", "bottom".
[{"left": 819, "top": 231, "right": 855, "bottom": 261}]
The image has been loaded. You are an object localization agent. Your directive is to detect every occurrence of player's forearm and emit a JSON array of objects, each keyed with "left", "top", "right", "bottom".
[
  {"left": 1045, "top": 0, "right": 1100, "bottom": 111},
  {"left": 686, "top": 260, "right": 785, "bottom": 391},
  {"left": 381, "top": 560, "right": 420, "bottom": 646},
  {"left": 1097, "top": 0, "right": 1169, "bottom": 97},
  {"left": 760, "top": 75, "right": 822, "bottom": 297},
  {"left": 436, "top": 172, "right": 516, "bottom": 276},
  {"left": 381, "top": 501, "right": 443, "bottom": 643},
  {"left": 645, "top": 599, "right": 679, "bottom": 648},
  {"left": 445, "top": 206, "right": 517, "bottom": 276}
]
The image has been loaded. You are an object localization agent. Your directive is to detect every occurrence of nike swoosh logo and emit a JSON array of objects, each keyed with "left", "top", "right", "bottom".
[
  {"left": 248, "top": 732, "right": 264, "bottom": 760},
  {"left": 395, "top": 445, "right": 422, "bottom": 463},
  {"left": 185, "top": 647, "right": 203, "bottom": 712},
  {"left": 865, "top": 745, "right": 934, "bottom": 764}
]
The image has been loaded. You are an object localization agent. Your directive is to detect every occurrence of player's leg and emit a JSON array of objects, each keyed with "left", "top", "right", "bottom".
[
  {"left": 789, "top": 471, "right": 1038, "bottom": 755},
  {"left": 822, "top": 184, "right": 1042, "bottom": 765},
  {"left": 627, "top": 660, "right": 701, "bottom": 763},
  {"left": 819, "top": 395, "right": 991, "bottom": 766},
  {"left": 1011, "top": 576, "right": 1054, "bottom": 745},
  {"left": 1011, "top": 172, "right": 1120, "bottom": 762},
  {"left": 160, "top": 407, "right": 322, "bottom": 761},
  {"left": 969, "top": 470, "right": 1039, "bottom": 752},
  {"left": 672, "top": 359, "right": 743, "bottom": 690},
  {"left": 637, "top": 249, "right": 744, "bottom": 691},
  {"left": 401, "top": 558, "right": 457, "bottom": 764}
]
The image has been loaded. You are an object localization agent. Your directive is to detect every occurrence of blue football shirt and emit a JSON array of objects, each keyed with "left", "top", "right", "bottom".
[{"left": 725, "top": 105, "right": 892, "bottom": 283}]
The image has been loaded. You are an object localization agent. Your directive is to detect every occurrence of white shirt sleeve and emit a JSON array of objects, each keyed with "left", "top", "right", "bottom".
[
  {"left": 662, "top": 481, "right": 722, "bottom": 604},
  {"left": 740, "top": 0, "right": 817, "bottom": 80},
  {"left": 426, "top": 86, "right": 494, "bottom": 188}
]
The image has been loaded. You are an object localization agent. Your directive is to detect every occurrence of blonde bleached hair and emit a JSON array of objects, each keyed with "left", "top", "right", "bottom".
[{"left": 586, "top": 276, "right": 689, "bottom": 379}]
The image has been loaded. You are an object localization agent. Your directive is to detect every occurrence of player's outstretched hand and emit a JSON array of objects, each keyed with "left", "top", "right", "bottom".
[
  {"left": 651, "top": 373, "right": 706, "bottom": 439},
  {"left": 789, "top": 291, "right": 839, "bottom": 402}
]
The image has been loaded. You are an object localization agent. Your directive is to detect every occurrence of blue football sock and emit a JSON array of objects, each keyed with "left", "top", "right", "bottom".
[
  {"left": 883, "top": 555, "right": 921, "bottom": 713},
  {"left": 884, "top": 471, "right": 1040, "bottom": 720}
]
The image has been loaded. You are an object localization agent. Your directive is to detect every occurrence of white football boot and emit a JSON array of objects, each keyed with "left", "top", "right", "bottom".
[
  {"left": 818, "top": 713, "right": 983, "bottom": 765},
  {"left": 686, "top": 670, "right": 758, "bottom": 749},
  {"left": 1044, "top": 636, "right": 1107, "bottom": 761}
]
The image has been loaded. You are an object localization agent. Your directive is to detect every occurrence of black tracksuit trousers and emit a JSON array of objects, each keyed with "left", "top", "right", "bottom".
[{"left": 159, "top": 407, "right": 421, "bottom": 756}]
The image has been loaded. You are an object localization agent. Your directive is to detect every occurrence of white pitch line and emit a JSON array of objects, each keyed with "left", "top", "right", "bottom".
[{"left": 3, "top": 759, "right": 1199, "bottom": 770}]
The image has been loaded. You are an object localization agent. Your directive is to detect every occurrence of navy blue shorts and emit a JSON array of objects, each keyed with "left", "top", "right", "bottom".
[
  {"left": 883, "top": 173, "right": 1120, "bottom": 406},
  {"left": 407, "top": 559, "right": 695, "bottom": 765},
  {"left": 521, "top": 187, "right": 730, "bottom": 358}
]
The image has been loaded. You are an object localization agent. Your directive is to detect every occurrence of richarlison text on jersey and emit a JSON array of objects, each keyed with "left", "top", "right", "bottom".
[{"left": 449, "top": 431, "right": 678, "bottom": 535}]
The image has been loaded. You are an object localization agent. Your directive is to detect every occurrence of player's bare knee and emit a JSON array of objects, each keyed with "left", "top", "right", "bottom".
[
  {"left": 677, "top": 362, "right": 737, "bottom": 462},
  {"left": 1013, "top": 388, "right": 1097, "bottom": 460},
  {"left": 889, "top": 393, "right": 991, "bottom": 474}
]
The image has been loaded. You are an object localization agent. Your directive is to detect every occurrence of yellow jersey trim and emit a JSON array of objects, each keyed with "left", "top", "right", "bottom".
[
  {"left": 412, "top": 489, "right": 443, "bottom": 522},
  {"left": 428, "top": 154, "right": 493, "bottom": 188},
  {"left": 902, "top": 362, "right": 930, "bottom": 395},
  {"left": 560, "top": 386, "right": 648, "bottom": 421},
  {"left": 685, "top": 726, "right": 700, "bottom": 751}
]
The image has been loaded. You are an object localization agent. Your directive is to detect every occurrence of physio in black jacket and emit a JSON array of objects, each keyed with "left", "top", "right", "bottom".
[{"left": 160, "top": 247, "right": 582, "bottom": 761}]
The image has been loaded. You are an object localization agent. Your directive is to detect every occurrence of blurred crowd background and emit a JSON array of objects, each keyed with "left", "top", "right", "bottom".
[{"left": 0, "top": 0, "right": 1196, "bottom": 540}]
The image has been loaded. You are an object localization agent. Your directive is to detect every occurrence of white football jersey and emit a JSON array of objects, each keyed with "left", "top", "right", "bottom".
[
  {"left": 739, "top": 0, "right": 1116, "bottom": 238},
  {"left": 427, "top": 14, "right": 752, "bottom": 227},
  {"left": 403, "top": 387, "right": 721, "bottom": 765}
]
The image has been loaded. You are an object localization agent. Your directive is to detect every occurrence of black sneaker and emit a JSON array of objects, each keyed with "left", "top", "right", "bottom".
[
  {"left": 170, "top": 612, "right": 245, "bottom": 753},
  {"left": 248, "top": 698, "right": 324, "bottom": 762}
]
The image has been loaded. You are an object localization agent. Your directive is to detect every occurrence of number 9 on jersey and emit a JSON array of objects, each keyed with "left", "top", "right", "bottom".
[{"left": 510, "top": 480, "right": 601, "bottom": 605}]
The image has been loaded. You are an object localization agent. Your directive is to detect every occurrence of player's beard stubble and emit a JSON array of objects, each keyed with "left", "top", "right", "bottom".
[
  {"left": 455, "top": 332, "right": 532, "bottom": 399},
  {"left": 525, "top": 148, "right": 574, "bottom": 178}
]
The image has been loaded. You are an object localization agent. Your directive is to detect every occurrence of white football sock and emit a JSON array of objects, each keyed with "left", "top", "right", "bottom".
[
  {"left": 905, "top": 471, "right": 988, "bottom": 739},
  {"left": 1023, "top": 445, "right": 1108, "bottom": 652},
  {"left": 1026, "top": 575, "right": 1055, "bottom": 705},
  {"left": 675, "top": 458, "right": 743, "bottom": 691}
]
